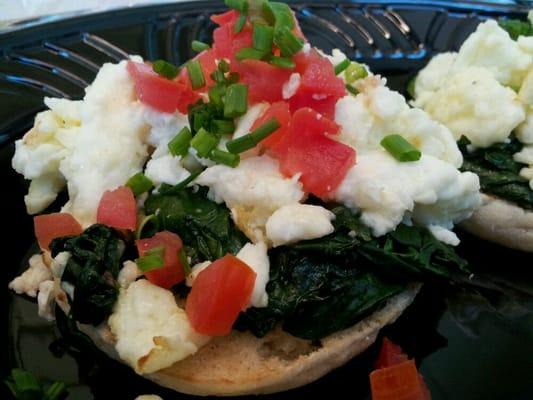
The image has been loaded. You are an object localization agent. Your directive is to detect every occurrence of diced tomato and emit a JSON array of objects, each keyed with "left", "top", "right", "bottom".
[
  {"left": 374, "top": 337, "right": 409, "bottom": 369},
  {"left": 232, "top": 60, "right": 292, "bottom": 103},
  {"left": 252, "top": 101, "right": 291, "bottom": 148},
  {"left": 289, "top": 49, "right": 345, "bottom": 118},
  {"left": 96, "top": 186, "right": 137, "bottom": 231},
  {"left": 268, "top": 108, "right": 355, "bottom": 198},
  {"left": 211, "top": 9, "right": 238, "bottom": 26},
  {"left": 34, "top": 213, "right": 83, "bottom": 251},
  {"left": 127, "top": 61, "right": 200, "bottom": 114},
  {"left": 136, "top": 231, "right": 185, "bottom": 289},
  {"left": 212, "top": 23, "right": 253, "bottom": 62},
  {"left": 180, "top": 49, "right": 217, "bottom": 89},
  {"left": 370, "top": 360, "right": 429, "bottom": 400},
  {"left": 186, "top": 254, "right": 256, "bottom": 336}
]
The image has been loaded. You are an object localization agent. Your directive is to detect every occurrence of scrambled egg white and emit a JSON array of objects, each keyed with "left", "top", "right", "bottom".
[
  {"left": 12, "top": 59, "right": 150, "bottom": 227},
  {"left": 108, "top": 279, "right": 209, "bottom": 375},
  {"left": 334, "top": 151, "right": 481, "bottom": 241},
  {"left": 9, "top": 253, "right": 52, "bottom": 297}
]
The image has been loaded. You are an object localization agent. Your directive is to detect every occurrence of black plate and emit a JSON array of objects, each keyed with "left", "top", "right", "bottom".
[{"left": 2, "top": 1, "right": 533, "bottom": 399}]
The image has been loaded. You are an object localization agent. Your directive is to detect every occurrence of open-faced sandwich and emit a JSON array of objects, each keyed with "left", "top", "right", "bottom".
[
  {"left": 411, "top": 12, "right": 533, "bottom": 252},
  {"left": 8, "top": 0, "right": 483, "bottom": 396}
]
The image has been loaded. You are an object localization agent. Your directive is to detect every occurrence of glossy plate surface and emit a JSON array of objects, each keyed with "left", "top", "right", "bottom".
[{"left": 1, "top": 1, "right": 533, "bottom": 399}]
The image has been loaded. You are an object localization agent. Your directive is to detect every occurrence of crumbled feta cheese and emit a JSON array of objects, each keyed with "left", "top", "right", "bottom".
[
  {"left": 108, "top": 279, "right": 210, "bottom": 374},
  {"left": 9, "top": 254, "right": 52, "bottom": 297},
  {"left": 412, "top": 52, "right": 457, "bottom": 99},
  {"left": 145, "top": 153, "right": 190, "bottom": 187},
  {"left": 335, "top": 76, "right": 462, "bottom": 167},
  {"left": 428, "top": 225, "right": 460, "bottom": 246},
  {"left": 236, "top": 241, "right": 270, "bottom": 308},
  {"left": 143, "top": 108, "right": 189, "bottom": 149},
  {"left": 118, "top": 261, "right": 143, "bottom": 288},
  {"left": 413, "top": 67, "right": 525, "bottom": 148},
  {"left": 282, "top": 73, "right": 301, "bottom": 99},
  {"left": 51, "top": 251, "right": 70, "bottom": 279},
  {"left": 266, "top": 204, "right": 335, "bottom": 247},
  {"left": 334, "top": 151, "right": 481, "bottom": 238},
  {"left": 12, "top": 60, "right": 150, "bottom": 227},
  {"left": 196, "top": 156, "right": 304, "bottom": 242},
  {"left": 37, "top": 280, "right": 55, "bottom": 321}
]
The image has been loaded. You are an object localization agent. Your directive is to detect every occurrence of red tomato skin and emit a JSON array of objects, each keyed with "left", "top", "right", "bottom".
[
  {"left": 269, "top": 108, "right": 355, "bottom": 198},
  {"left": 288, "top": 91, "right": 339, "bottom": 120},
  {"left": 180, "top": 49, "right": 217, "bottom": 89},
  {"left": 251, "top": 101, "right": 291, "bottom": 148},
  {"left": 136, "top": 231, "right": 185, "bottom": 289},
  {"left": 213, "top": 23, "right": 253, "bottom": 62},
  {"left": 96, "top": 186, "right": 137, "bottom": 231},
  {"left": 374, "top": 337, "right": 409, "bottom": 369},
  {"left": 186, "top": 254, "right": 256, "bottom": 336},
  {"left": 370, "top": 360, "right": 426, "bottom": 400},
  {"left": 211, "top": 9, "right": 238, "bottom": 26},
  {"left": 232, "top": 60, "right": 292, "bottom": 103},
  {"left": 34, "top": 213, "right": 83, "bottom": 251},
  {"left": 127, "top": 61, "right": 200, "bottom": 114}
]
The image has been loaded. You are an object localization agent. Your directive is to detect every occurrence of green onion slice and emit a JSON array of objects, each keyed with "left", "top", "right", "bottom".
[
  {"left": 234, "top": 13, "right": 247, "bottom": 33},
  {"left": 226, "top": 117, "right": 280, "bottom": 153},
  {"left": 264, "top": 2, "right": 295, "bottom": 30},
  {"left": 209, "top": 148, "right": 240, "bottom": 167},
  {"left": 191, "top": 40, "right": 210, "bottom": 52},
  {"left": 346, "top": 84, "right": 358, "bottom": 96},
  {"left": 236, "top": 47, "right": 268, "bottom": 61},
  {"left": 168, "top": 127, "right": 193, "bottom": 157},
  {"left": 136, "top": 246, "right": 165, "bottom": 272},
  {"left": 224, "top": 83, "right": 248, "bottom": 118},
  {"left": 136, "top": 214, "right": 159, "bottom": 240},
  {"left": 253, "top": 24, "right": 274, "bottom": 52},
  {"left": 269, "top": 56, "right": 295, "bottom": 69},
  {"left": 179, "top": 249, "right": 192, "bottom": 276},
  {"left": 158, "top": 171, "right": 202, "bottom": 195},
  {"left": 345, "top": 62, "right": 368, "bottom": 84},
  {"left": 190, "top": 128, "right": 220, "bottom": 157},
  {"left": 186, "top": 60, "right": 206, "bottom": 89},
  {"left": 274, "top": 27, "right": 304, "bottom": 57},
  {"left": 218, "top": 59, "right": 230, "bottom": 73},
  {"left": 212, "top": 119, "right": 235, "bottom": 135},
  {"left": 380, "top": 134, "right": 421, "bottom": 162},
  {"left": 225, "top": 0, "right": 248, "bottom": 12},
  {"left": 334, "top": 58, "right": 351, "bottom": 75},
  {"left": 126, "top": 172, "right": 154, "bottom": 196},
  {"left": 152, "top": 59, "right": 180, "bottom": 80},
  {"left": 44, "top": 381, "right": 68, "bottom": 400}
]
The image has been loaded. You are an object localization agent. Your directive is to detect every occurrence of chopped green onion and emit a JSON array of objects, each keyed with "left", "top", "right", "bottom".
[
  {"left": 126, "top": 172, "right": 154, "bottom": 196},
  {"left": 218, "top": 59, "right": 230, "bottom": 73},
  {"left": 226, "top": 117, "right": 280, "bottom": 153},
  {"left": 209, "top": 148, "right": 240, "bottom": 167},
  {"left": 380, "top": 134, "right": 421, "bottom": 162},
  {"left": 152, "top": 59, "right": 180, "bottom": 80},
  {"left": 191, "top": 40, "right": 210, "bottom": 52},
  {"left": 212, "top": 119, "right": 235, "bottom": 134},
  {"left": 274, "top": 27, "right": 304, "bottom": 57},
  {"left": 253, "top": 24, "right": 274, "bottom": 52},
  {"left": 269, "top": 56, "right": 295, "bottom": 69},
  {"left": 263, "top": 2, "right": 295, "bottom": 30},
  {"left": 9, "top": 369, "right": 42, "bottom": 398},
  {"left": 136, "top": 246, "right": 165, "bottom": 272},
  {"left": 346, "top": 84, "right": 358, "bottom": 96},
  {"left": 136, "top": 214, "right": 158, "bottom": 240},
  {"left": 211, "top": 69, "right": 227, "bottom": 84},
  {"left": 190, "top": 128, "right": 220, "bottom": 157},
  {"left": 158, "top": 171, "right": 202, "bottom": 195},
  {"left": 224, "top": 83, "right": 248, "bottom": 118},
  {"left": 208, "top": 84, "right": 226, "bottom": 106},
  {"left": 179, "top": 249, "right": 192, "bottom": 276},
  {"left": 186, "top": 60, "right": 206, "bottom": 89},
  {"left": 44, "top": 381, "right": 67, "bottom": 400},
  {"left": 234, "top": 13, "right": 247, "bottom": 33},
  {"left": 168, "top": 127, "right": 193, "bottom": 157},
  {"left": 225, "top": 0, "right": 248, "bottom": 12},
  {"left": 227, "top": 72, "right": 240, "bottom": 84},
  {"left": 345, "top": 62, "right": 368, "bottom": 84},
  {"left": 334, "top": 58, "right": 351, "bottom": 75},
  {"left": 236, "top": 47, "right": 268, "bottom": 61}
]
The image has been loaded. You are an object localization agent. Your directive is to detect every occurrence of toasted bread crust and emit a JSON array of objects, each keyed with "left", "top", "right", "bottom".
[
  {"left": 84, "top": 285, "right": 419, "bottom": 396},
  {"left": 460, "top": 194, "right": 533, "bottom": 252}
]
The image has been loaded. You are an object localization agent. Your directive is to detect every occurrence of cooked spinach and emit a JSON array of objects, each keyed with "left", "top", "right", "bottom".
[
  {"left": 239, "top": 205, "right": 469, "bottom": 340},
  {"left": 238, "top": 249, "right": 404, "bottom": 340},
  {"left": 498, "top": 18, "right": 533, "bottom": 40},
  {"left": 144, "top": 187, "right": 248, "bottom": 263},
  {"left": 459, "top": 136, "right": 533, "bottom": 210},
  {"left": 49, "top": 224, "right": 125, "bottom": 326}
]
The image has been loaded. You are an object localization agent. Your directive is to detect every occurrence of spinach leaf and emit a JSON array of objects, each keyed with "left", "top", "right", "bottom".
[
  {"left": 239, "top": 249, "right": 404, "bottom": 340},
  {"left": 498, "top": 19, "right": 533, "bottom": 40},
  {"left": 144, "top": 187, "right": 247, "bottom": 263},
  {"left": 49, "top": 224, "right": 124, "bottom": 325},
  {"left": 459, "top": 136, "right": 533, "bottom": 210}
]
